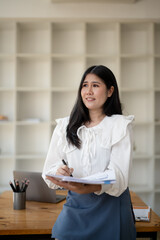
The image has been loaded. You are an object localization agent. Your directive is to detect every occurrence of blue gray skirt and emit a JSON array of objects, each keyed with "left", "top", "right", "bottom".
[{"left": 52, "top": 188, "right": 136, "bottom": 240}]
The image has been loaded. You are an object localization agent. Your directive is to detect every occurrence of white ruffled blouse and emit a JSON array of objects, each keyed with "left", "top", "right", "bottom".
[{"left": 42, "top": 114, "right": 134, "bottom": 197}]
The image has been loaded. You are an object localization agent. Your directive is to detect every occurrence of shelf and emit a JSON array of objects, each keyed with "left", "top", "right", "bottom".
[
  {"left": 154, "top": 23, "right": 160, "bottom": 55},
  {"left": 15, "top": 121, "right": 49, "bottom": 126},
  {"left": 130, "top": 158, "right": 153, "bottom": 191},
  {"left": 0, "top": 158, "right": 15, "bottom": 187},
  {"left": 120, "top": 57, "right": 153, "bottom": 90},
  {"left": 15, "top": 153, "right": 46, "bottom": 159},
  {"left": 0, "top": 154, "right": 14, "bottom": 159},
  {"left": 155, "top": 158, "right": 160, "bottom": 190},
  {"left": 154, "top": 89, "right": 160, "bottom": 93},
  {"left": 0, "top": 91, "right": 15, "bottom": 121},
  {"left": 86, "top": 56, "right": 118, "bottom": 80},
  {"left": 0, "top": 124, "right": 14, "bottom": 155},
  {"left": 17, "top": 56, "right": 50, "bottom": 88},
  {"left": 121, "top": 88, "right": 153, "bottom": 92},
  {"left": 155, "top": 188, "right": 160, "bottom": 193},
  {"left": 0, "top": 121, "right": 14, "bottom": 126},
  {"left": 51, "top": 22, "right": 85, "bottom": 55},
  {"left": 51, "top": 92, "right": 77, "bottom": 119},
  {"left": 133, "top": 153, "right": 152, "bottom": 159},
  {"left": 16, "top": 53, "right": 51, "bottom": 58},
  {"left": 120, "top": 54, "right": 153, "bottom": 58},
  {"left": 154, "top": 193, "right": 160, "bottom": 216},
  {"left": 121, "top": 91, "right": 153, "bottom": 123},
  {"left": 134, "top": 121, "right": 154, "bottom": 125},
  {"left": 0, "top": 22, "right": 16, "bottom": 54},
  {"left": 16, "top": 125, "right": 50, "bottom": 155},
  {"left": 155, "top": 125, "right": 160, "bottom": 155},
  {"left": 155, "top": 92, "right": 160, "bottom": 123},
  {"left": 17, "top": 22, "right": 50, "bottom": 54},
  {"left": 133, "top": 124, "right": 153, "bottom": 156},
  {"left": 51, "top": 57, "right": 84, "bottom": 89},
  {"left": 86, "top": 22, "right": 118, "bottom": 55},
  {"left": 51, "top": 0, "right": 137, "bottom": 2},
  {"left": 0, "top": 57, "right": 15, "bottom": 88},
  {"left": 16, "top": 87, "right": 50, "bottom": 92},
  {"left": 51, "top": 87, "right": 77, "bottom": 92},
  {"left": 0, "top": 19, "right": 159, "bottom": 214},
  {"left": 0, "top": 88, "right": 15, "bottom": 92},
  {"left": 121, "top": 23, "right": 152, "bottom": 55},
  {"left": 0, "top": 124, "right": 14, "bottom": 156},
  {"left": 154, "top": 57, "right": 160, "bottom": 88},
  {"left": 16, "top": 91, "right": 50, "bottom": 121}
]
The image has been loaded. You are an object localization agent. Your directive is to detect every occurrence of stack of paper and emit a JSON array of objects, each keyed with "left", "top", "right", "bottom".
[
  {"left": 46, "top": 169, "right": 116, "bottom": 185},
  {"left": 133, "top": 206, "right": 151, "bottom": 222}
]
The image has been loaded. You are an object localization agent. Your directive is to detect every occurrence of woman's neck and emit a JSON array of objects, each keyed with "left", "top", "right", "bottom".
[{"left": 85, "top": 111, "right": 106, "bottom": 128}]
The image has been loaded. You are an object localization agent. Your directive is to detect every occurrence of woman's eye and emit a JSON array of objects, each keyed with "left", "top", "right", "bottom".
[
  {"left": 93, "top": 84, "right": 99, "bottom": 87},
  {"left": 82, "top": 84, "right": 87, "bottom": 87}
]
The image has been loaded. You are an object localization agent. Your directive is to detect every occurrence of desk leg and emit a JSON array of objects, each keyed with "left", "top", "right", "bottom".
[{"left": 136, "top": 231, "right": 157, "bottom": 240}]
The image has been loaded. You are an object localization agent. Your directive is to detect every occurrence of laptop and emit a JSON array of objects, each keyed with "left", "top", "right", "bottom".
[{"left": 13, "top": 170, "right": 66, "bottom": 203}]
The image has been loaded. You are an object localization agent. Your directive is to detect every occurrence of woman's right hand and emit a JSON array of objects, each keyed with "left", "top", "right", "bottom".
[{"left": 56, "top": 165, "right": 74, "bottom": 176}]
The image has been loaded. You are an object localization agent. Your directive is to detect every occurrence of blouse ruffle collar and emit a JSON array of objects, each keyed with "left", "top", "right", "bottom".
[{"left": 55, "top": 115, "right": 134, "bottom": 154}]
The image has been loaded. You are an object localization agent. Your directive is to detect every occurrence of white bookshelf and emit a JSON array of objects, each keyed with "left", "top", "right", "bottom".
[
  {"left": 17, "top": 22, "right": 50, "bottom": 54},
  {"left": 0, "top": 19, "right": 160, "bottom": 215}
]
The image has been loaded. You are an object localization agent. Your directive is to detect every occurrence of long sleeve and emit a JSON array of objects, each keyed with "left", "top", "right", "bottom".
[
  {"left": 42, "top": 122, "right": 66, "bottom": 189},
  {"left": 96, "top": 124, "right": 133, "bottom": 197}
]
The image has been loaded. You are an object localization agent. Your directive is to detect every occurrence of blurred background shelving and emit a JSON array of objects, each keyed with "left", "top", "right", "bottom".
[{"left": 0, "top": 19, "right": 160, "bottom": 216}]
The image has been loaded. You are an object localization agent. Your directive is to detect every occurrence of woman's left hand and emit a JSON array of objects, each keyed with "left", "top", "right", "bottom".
[{"left": 46, "top": 176, "right": 101, "bottom": 194}]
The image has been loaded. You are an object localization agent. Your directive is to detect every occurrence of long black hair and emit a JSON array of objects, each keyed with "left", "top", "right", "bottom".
[{"left": 66, "top": 65, "right": 122, "bottom": 148}]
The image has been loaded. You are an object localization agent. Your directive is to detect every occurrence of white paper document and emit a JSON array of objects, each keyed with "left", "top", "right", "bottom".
[{"left": 46, "top": 169, "right": 116, "bottom": 185}]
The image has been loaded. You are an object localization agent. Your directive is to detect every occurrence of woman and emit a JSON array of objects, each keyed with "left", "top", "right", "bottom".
[{"left": 42, "top": 65, "right": 136, "bottom": 240}]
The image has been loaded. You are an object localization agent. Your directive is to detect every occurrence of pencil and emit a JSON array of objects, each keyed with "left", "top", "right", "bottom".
[
  {"left": 9, "top": 181, "right": 16, "bottom": 192},
  {"left": 23, "top": 182, "right": 29, "bottom": 192},
  {"left": 15, "top": 181, "right": 20, "bottom": 192}
]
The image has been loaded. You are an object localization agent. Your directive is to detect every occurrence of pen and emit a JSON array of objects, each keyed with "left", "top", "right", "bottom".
[{"left": 62, "top": 159, "right": 73, "bottom": 177}]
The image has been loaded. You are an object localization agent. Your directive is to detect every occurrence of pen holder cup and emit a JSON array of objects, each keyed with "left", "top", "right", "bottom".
[{"left": 13, "top": 192, "right": 26, "bottom": 210}]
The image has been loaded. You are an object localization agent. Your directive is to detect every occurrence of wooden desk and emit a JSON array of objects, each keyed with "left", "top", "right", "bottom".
[
  {"left": 0, "top": 191, "right": 160, "bottom": 239},
  {"left": 131, "top": 191, "right": 160, "bottom": 240}
]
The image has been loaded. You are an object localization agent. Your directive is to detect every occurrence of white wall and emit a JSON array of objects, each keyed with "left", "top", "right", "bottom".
[{"left": 0, "top": 0, "right": 159, "bottom": 19}]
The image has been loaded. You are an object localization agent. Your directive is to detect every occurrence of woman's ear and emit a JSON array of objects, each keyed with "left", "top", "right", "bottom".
[{"left": 108, "top": 86, "right": 114, "bottom": 97}]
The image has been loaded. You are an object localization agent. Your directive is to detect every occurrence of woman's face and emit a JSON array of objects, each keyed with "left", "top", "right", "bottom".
[{"left": 81, "top": 73, "right": 114, "bottom": 113}]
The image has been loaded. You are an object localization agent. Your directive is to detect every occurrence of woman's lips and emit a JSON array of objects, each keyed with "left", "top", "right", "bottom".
[{"left": 86, "top": 97, "right": 95, "bottom": 101}]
